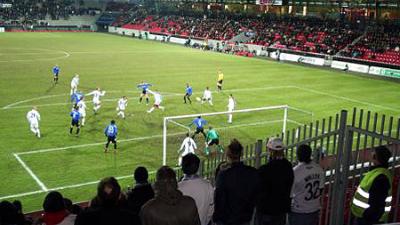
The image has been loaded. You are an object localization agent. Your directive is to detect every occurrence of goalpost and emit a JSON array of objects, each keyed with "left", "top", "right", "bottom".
[{"left": 162, "top": 105, "right": 314, "bottom": 165}]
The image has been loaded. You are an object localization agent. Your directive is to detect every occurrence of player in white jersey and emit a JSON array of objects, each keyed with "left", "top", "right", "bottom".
[
  {"left": 116, "top": 96, "right": 128, "bottom": 119},
  {"left": 289, "top": 144, "right": 324, "bottom": 225},
  {"left": 147, "top": 89, "right": 165, "bottom": 113},
  {"left": 70, "top": 74, "right": 79, "bottom": 95},
  {"left": 177, "top": 133, "right": 197, "bottom": 166},
  {"left": 77, "top": 96, "right": 87, "bottom": 126},
  {"left": 26, "top": 106, "right": 41, "bottom": 138},
  {"left": 201, "top": 87, "right": 213, "bottom": 105},
  {"left": 227, "top": 94, "right": 236, "bottom": 123},
  {"left": 87, "top": 87, "right": 106, "bottom": 114}
]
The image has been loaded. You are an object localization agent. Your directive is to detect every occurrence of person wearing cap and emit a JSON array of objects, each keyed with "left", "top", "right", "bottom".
[
  {"left": 289, "top": 144, "right": 324, "bottom": 225},
  {"left": 255, "top": 137, "right": 294, "bottom": 225},
  {"left": 351, "top": 146, "right": 393, "bottom": 225},
  {"left": 213, "top": 139, "right": 259, "bottom": 225}
]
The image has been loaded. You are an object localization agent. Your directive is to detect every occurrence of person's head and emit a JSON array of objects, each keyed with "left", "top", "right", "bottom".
[
  {"left": 134, "top": 166, "right": 149, "bottom": 184},
  {"left": 63, "top": 198, "right": 73, "bottom": 213},
  {"left": 74, "top": 106, "right": 79, "bottom": 111},
  {"left": 227, "top": 139, "right": 243, "bottom": 162},
  {"left": 80, "top": 96, "right": 84, "bottom": 101},
  {"left": 186, "top": 83, "right": 189, "bottom": 87},
  {"left": 32, "top": 106, "right": 37, "bottom": 111},
  {"left": 297, "top": 144, "right": 312, "bottom": 164},
  {"left": 95, "top": 177, "right": 122, "bottom": 207},
  {"left": 75, "top": 74, "right": 79, "bottom": 78},
  {"left": 154, "top": 166, "right": 180, "bottom": 203},
  {"left": 0, "top": 201, "right": 19, "bottom": 225},
  {"left": 111, "top": 120, "right": 115, "bottom": 125},
  {"left": 266, "top": 137, "right": 285, "bottom": 159},
  {"left": 206, "top": 86, "right": 209, "bottom": 90},
  {"left": 43, "top": 191, "right": 65, "bottom": 213},
  {"left": 96, "top": 87, "right": 100, "bottom": 91},
  {"left": 12, "top": 200, "right": 22, "bottom": 214},
  {"left": 182, "top": 153, "right": 200, "bottom": 176},
  {"left": 209, "top": 126, "right": 213, "bottom": 130},
  {"left": 229, "top": 94, "right": 233, "bottom": 98},
  {"left": 197, "top": 116, "right": 201, "bottom": 119},
  {"left": 123, "top": 96, "right": 127, "bottom": 100},
  {"left": 372, "top": 146, "right": 392, "bottom": 167}
]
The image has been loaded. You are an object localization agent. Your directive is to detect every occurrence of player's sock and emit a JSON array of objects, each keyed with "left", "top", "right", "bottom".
[
  {"left": 121, "top": 112, "right": 125, "bottom": 119},
  {"left": 36, "top": 130, "right": 41, "bottom": 138},
  {"left": 147, "top": 107, "right": 154, "bottom": 113},
  {"left": 178, "top": 157, "right": 182, "bottom": 166},
  {"left": 228, "top": 115, "right": 233, "bottom": 123},
  {"left": 209, "top": 100, "right": 213, "bottom": 106},
  {"left": 159, "top": 106, "right": 165, "bottom": 111},
  {"left": 188, "top": 97, "right": 192, "bottom": 104},
  {"left": 81, "top": 118, "right": 85, "bottom": 126},
  {"left": 146, "top": 98, "right": 149, "bottom": 105},
  {"left": 184, "top": 96, "right": 187, "bottom": 104},
  {"left": 114, "top": 143, "right": 117, "bottom": 149},
  {"left": 70, "top": 127, "right": 73, "bottom": 134},
  {"left": 76, "top": 128, "right": 80, "bottom": 134},
  {"left": 139, "top": 97, "right": 143, "bottom": 103}
]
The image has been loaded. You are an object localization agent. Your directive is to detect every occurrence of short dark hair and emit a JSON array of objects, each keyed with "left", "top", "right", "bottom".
[
  {"left": 227, "top": 139, "right": 243, "bottom": 160},
  {"left": 134, "top": 166, "right": 149, "bottom": 183},
  {"left": 182, "top": 153, "right": 200, "bottom": 175},
  {"left": 43, "top": 191, "right": 65, "bottom": 212},
  {"left": 374, "top": 146, "right": 392, "bottom": 167},
  {"left": 297, "top": 144, "right": 312, "bottom": 163},
  {"left": 111, "top": 120, "right": 116, "bottom": 124}
]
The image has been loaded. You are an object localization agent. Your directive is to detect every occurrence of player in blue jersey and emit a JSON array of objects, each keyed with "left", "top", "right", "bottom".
[
  {"left": 52, "top": 65, "right": 60, "bottom": 84},
  {"left": 184, "top": 83, "right": 193, "bottom": 104},
  {"left": 104, "top": 120, "right": 118, "bottom": 152},
  {"left": 70, "top": 106, "right": 81, "bottom": 135},
  {"left": 189, "top": 116, "right": 207, "bottom": 139},
  {"left": 71, "top": 92, "right": 84, "bottom": 107},
  {"left": 137, "top": 81, "right": 152, "bottom": 105}
]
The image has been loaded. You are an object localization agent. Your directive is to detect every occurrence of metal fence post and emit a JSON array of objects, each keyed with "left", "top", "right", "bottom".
[
  {"left": 329, "top": 110, "right": 348, "bottom": 225},
  {"left": 255, "top": 140, "right": 263, "bottom": 169}
]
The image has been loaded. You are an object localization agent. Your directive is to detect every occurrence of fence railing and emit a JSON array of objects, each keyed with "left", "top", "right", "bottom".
[{"left": 197, "top": 108, "right": 400, "bottom": 225}]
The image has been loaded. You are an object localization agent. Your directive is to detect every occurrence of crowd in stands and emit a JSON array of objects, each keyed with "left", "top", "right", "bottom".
[
  {"left": 340, "top": 23, "right": 400, "bottom": 65},
  {"left": 0, "top": 137, "right": 394, "bottom": 225},
  {"left": 0, "top": 0, "right": 99, "bottom": 25}
]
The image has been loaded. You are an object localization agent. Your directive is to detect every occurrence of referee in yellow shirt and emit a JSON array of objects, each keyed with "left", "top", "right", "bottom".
[{"left": 217, "top": 69, "right": 224, "bottom": 92}]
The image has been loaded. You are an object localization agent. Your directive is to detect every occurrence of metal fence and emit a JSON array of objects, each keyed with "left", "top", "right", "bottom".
[{"left": 196, "top": 108, "right": 400, "bottom": 225}]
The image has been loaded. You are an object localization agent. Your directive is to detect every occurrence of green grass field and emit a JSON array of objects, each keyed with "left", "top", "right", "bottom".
[{"left": 0, "top": 32, "right": 399, "bottom": 212}]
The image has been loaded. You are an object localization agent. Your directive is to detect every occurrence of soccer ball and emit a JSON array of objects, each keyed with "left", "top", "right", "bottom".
[{"left": 196, "top": 97, "right": 201, "bottom": 102}]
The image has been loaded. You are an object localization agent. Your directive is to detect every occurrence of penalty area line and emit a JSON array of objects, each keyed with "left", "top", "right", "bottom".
[{"left": 13, "top": 154, "right": 48, "bottom": 192}]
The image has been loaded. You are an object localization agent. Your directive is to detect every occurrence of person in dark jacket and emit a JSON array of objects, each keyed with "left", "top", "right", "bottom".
[
  {"left": 140, "top": 166, "right": 200, "bottom": 225},
  {"left": 255, "top": 137, "right": 294, "bottom": 225},
  {"left": 75, "top": 177, "right": 139, "bottom": 225},
  {"left": 351, "top": 146, "right": 393, "bottom": 225},
  {"left": 126, "top": 166, "right": 155, "bottom": 216},
  {"left": 212, "top": 139, "right": 259, "bottom": 225}
]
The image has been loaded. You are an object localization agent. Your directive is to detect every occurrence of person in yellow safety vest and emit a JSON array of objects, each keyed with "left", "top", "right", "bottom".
[{"left": 351, "top": 146, "right": 393, "bottom": 225}]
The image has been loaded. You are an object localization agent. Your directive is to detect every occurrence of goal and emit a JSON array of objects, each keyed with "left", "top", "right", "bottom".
[{"left": 162, "top": 105, "right": 313, "bottom": 165}]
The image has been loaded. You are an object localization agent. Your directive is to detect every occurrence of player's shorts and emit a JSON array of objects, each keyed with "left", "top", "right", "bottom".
[
  {"left": 185, "top": 93, "right": 192, "bottom": 96},
  {"left": 107, "top": 136, "right": 116, "bottom": 143},
  {"left": 208, "top": 139, "right": 219, "bottom": 146},
  {"left": 218, "top": 80, "right": 223, "bottom": 85},
  {"left": 30, "top": 122, "right": 39, "bottom": 129},
  {"left": 142, "top": 90, "right": 147, "bottom": 95},
  {"left": 54, "top": 73, "right": 59, "bottom": 77},
  {"left": 93, "top": 100, "right": 100, "bottom": 105},
  {"left": 71, "top": 85, "right": 77, "bottom": 89},
  {"left": 117, "top": 107, "right": 125, "bottom": 111},
  {"left": 202, "top": 98, "right": 211, "bottom": 101},
  {"left": 71, "top": 120, "right": 80, "bottom": 127},
  {"left": 153, "top": 104, "right": 160, "bottom": 108},
  {"left": 195, "top": 127, "right": 204, "bottom": 134},
  {"left": 79, "top": 111, "right": 86, "bottom": 117}
]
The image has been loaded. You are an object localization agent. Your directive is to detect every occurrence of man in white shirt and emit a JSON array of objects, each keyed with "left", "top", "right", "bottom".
[
  {"left": 26, "top": 106, "right": 41, "bottom": 138},
  {"left": 177, "top": 133, "right": 197, "bottom": 166},
  {"left": 70, "top": 74, "right": 79, "bottom": 95},
  {"left": 87, "top": 87, "right": 106, "bottom": 114},
  {"left": 289, "top": 144, "right": 324, "bottom": 225},
  {"left": 201, "top": 87, "right": 213, "bottom": 106},
  {"left": 116, "top": 96, "right": 128, "bottom": 119},
  {"left": 77, "top": 96, "right": 87, "bottom": 126},
  {"left": 227, "top": 94, "right": 236, "bottom": 123},
  {"left": 178, "top": 153, "right": 214, "bottom": 225},
  {"left": 147, "top": 89, "right": 164, "bottom": 113}
]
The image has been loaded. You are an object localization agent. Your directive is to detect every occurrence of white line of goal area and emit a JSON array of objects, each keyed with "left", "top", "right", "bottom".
[
  {"left": 3, "top": 85, "right": 399, "bottom": 113},
  {"left": 3, "top": 119, "right": 290, "bottom": 201}
]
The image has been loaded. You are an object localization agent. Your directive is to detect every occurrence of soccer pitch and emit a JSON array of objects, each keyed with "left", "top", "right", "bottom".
[{"left": 0, "top": 32, "right": 399, "bottom": 212}]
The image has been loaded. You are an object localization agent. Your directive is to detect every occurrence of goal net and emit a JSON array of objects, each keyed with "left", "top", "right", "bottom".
[{"left": 162, "top": 105, "right": 313, "bottom": 165}]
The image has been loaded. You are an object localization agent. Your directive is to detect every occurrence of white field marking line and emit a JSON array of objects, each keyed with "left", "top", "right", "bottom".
[
  {"left": 0, "top": 50, "right": 70, "bottom": 63},
  {"left": 2, "top": 86, "right": 293, "bottom": 110},
  {"left": 2, "top": 90, "right": 124, "bottom": 109},
  {"left": 13, "top": 154, "right": 48, "bottom": 192},
  {"left": 293, "top": 86, "right": 400, "bottom": 113}
]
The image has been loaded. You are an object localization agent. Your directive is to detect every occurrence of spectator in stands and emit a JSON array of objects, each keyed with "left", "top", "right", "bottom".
[
  {"left": 255, "top": 137, "right": 294, "bottom": 225},
  {"left": 351, "top": 146, "right": 393, "bottom": 225},
  {"left": 126, "top": 166, "right": 155, "bottom": 216},
  {"left": 63, "top": 198, "right": 81, "bottom": 216},
  {"left": 75, "top": 177, "right": 139, "bottom": 225},
  {"left": 0, "top": 200, "right": 26, "bottom": 225},
  {"left": 178, "top": 153, "right": 214, "bottom": 225},
  {"left": 289, "top": 144, "right": 324, "bottom": 225},
  {"left": 42, "top": 191, "right": 76, "bottom": 225},
  {"left": 140, "top": 166, "right": 201, "bottom": 225},
  {"left": 213, "top": 139, "right": 259, "bottom": 225}
]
